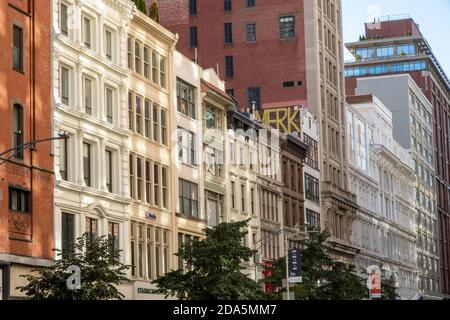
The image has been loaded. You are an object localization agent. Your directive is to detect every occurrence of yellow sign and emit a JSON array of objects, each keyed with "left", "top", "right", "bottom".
[{"left": 254, "top": 107, "right": 302, "bottom": 134}]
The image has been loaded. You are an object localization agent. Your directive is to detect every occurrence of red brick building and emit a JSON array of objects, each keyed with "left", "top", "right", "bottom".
[
  {"left": 345, "top": 16, "right": 450, "bottom": 298},
  {"left": 155, "top": 0, "right": 308, "bottom": 110},
  {"left": 0, "top": 0, "right": 53, "bottom": 299}
]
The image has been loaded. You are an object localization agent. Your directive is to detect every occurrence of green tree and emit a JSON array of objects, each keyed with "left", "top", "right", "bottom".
[
  {"left": 264, "top": 230, "right": 367, "bottom": 300},
  {"left": 132, "top": 0, "right": 147, "bottom": 14},
  {"left": 380, "top": 274, "right": 400, "bottom": 300},
  {"left": 17, "top": 234, "right": 129, "bottom": 300},
  {"left": 153, "top": 220, "right": 266, "bottom": 300},
  {"left": 149, "top": 1, "right": 159, "bottom": 22}
]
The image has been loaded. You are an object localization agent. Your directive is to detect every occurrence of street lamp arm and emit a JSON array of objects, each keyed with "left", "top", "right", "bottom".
[{"left": 0, "top": 131, "right": 69, "bottom": 165}]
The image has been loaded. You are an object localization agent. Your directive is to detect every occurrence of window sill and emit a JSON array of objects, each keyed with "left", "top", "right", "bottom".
[
  {"left": 176, "top": 212, "right": 206, "bottom": 223},
  {"left": 13, "top": 67, "right": 25, "bottom": 74}
]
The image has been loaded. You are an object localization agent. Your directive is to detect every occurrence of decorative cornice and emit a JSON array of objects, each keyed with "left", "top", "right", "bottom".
[{"left": 131, "top": 10, "right": 177, "bottom": 47}]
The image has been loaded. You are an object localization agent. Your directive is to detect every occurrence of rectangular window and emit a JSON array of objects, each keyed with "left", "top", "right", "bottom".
[
  {"left": 127, "top": 37, "right": 133, "bottom": 69},
  {"left": 135, "top": 41, "right": 141, "bottom": 73},
  {"left": 83, "top": 142, "right": 91, "bottom": 187},
  {"left": 104, "top": 29, "right": 112, "bottom": 60},
  {"left": 178, "top": 128, "right": 195, "bottom": 165},
  {"left": 83, "top": 16, "right": 91, "bottom": 48},
  {"left": 152, "top": 51, "right": 158, "bottom": 84},
  {"left": 13, "top": 25, "right": 23, "bottom": 72},
  {"left": 105, "top": 150, "right": 112, "bottom": 192},
  {"left": 154, "top": 163, "right": 160, "bottom": 206},
  {"left": 144, "top": 99, "right": 151, "bottom": 139},
  {"left": 105, "top": 86, "right": 113, "bottom": 124},
  {"left": 61, "top": 212, "right": 74, "bottom": 251},
  {"left": 130, "top": 154, "right": 135, "bottom": 198},
  {"left": 137, "top": 157, "right": 143, "bottom": 201},
  {"left": 145, "top": 160, "right": 151, "bottom": 204},
  {"left": 224, "top": 23, "right": 233, "bottom": 44},
  {"left": 9, "top": 187, "right": 29, "bottom": 213},
  {"left": 147, "top": 227, "right": 153, "bottom": 278},
  {"left": 280, "top": 16, "right": 295, "bottom": 39},
  {"left": 306, "top": 209, "right": 320, "bottom": 229},
  {"left": 60, "top": 3, "right": 68, "bottom": 36},
  {"left": 177, "top": 78, "right": 196, "bottom": 119},
  {"left": 143, "top": 46, "right": 150, "bottom": 79},
  {"left": 231, "top": 181, "right": 236, "bottom": 209},
  {"left": 12, "top": 104, "right": 24, "bottom": 159},
  {"left": 107, "top": 222, "right": 120, "bottom": 254},
  {"left": 206, "top": 191, "right": 223, "bottom": 227},
  {"left": 128, "top": 91, "right": 134, "bottom": 130},
  {"left": 83, "top": 77, "right": 92, "bottom": 115},
  {"left": 179, "top": 179, "right": 199, "bottom": 218},
  {"left": 135, "top": 95, "right": 142, "bottom": 134},
  {"left": 305, "top": 173, "right": 320, "bottom": 204},
  {"left": 224, "top": 0, "right": 232, "bottom": 11},
  {"left": 162, "top": 166, "right": 168, "bottom": 208},
  {"left": 160, "top": 57, "right": 166, "bottom": 88},
  {"left": 225, "top": 56, "right": 234, "bottom": 77},
  {"left": 161, "top": 108, "right": 167, "bottom": 146},
  {"left": 153, "top": 105, "right": 159, "bottom": 143},
  {"left": 247, "top": 0, "right": 255, "bottom": 7},
  {"left": 241, "top": 184, "right": 246, "bottom": 212},
  {"left": 246, "top": 23, "right": 256, "bottom": 42},
  {"left": 85, "top": 217, "right": 97, "bottom": 242},
  {"left": 60, "top": 138, "right": 68, "bottom": 181},
  {"left": 60, "top": 66, "right": 69, "bottom": 105},
  {"left": 303, "top": 133, "right": 319, "bottom": 170},
  {"left": 189, "top": 26, "right": 198, "bottom": 48},
  {"left": 247, "top": 87, "right": 261, "bottom": 109},
  {"left": 189, "top": 0, "right": 197, "bottom": 15}
]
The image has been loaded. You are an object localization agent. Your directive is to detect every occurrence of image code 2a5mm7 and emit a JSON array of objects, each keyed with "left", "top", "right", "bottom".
[{"left": 216, "top": 304, "right": 278, "bottom": 316}]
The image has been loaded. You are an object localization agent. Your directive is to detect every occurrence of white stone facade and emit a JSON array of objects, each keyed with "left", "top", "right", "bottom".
[
  {"left": 347, "top": 96, "right": 418, "bottom": 299},
  {"left": 53, "top": 0, "right": 134, "bottom": 262}
]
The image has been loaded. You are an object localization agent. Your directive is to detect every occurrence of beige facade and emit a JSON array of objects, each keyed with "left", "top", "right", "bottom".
[
  {"left": 304, "top": 0, "right": 358, "bottom": 261},
  {"left": 125, "top": 9, "right": 177, "bottom": 299}
]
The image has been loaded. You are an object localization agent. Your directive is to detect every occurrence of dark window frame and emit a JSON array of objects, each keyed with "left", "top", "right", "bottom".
[
  {"left": 246, "top": 23, "right": 256, "bottom": 42},
  {"left": 189, "top": 0, "right": 197, "bottom": 15},
  {"left": 224, "top": 0, "right": 232, "bottom": 11},
  {"left": 8, "top": 187, "right": 30, "bottom": 213},
  {"left": 178, "top": 179, "right": 199, "bottom": 218},
  {"left": 61, "top": 212, "right": 75, "bottom": 251},
  {"left": 279, "top": 15, "right": 296, "bottom": 39},
  {"left": 224, "top": 23, "right": 233, "bottom": 44},
  {"left": 189, "top": 26, "right": 198, "bottom": 48},
  {"left": 12, "top": 104, "right": 24, "bottom": 159},
  {"left": 13, "top": 25, "right": 23, "bottom": 72},
  {"left": 225, "top": 56, "right": 234, "bottom": 77},
  {"left": 305, "top": 173, "right": 320, "bottom": 204},
  {"left": 247, "top": 87, "right": 261, "bottom": 109}
]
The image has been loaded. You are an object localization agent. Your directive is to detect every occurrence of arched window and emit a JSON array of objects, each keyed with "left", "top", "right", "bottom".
[{"left": 12, "top": 103, "right": 24, "bottom": 159}]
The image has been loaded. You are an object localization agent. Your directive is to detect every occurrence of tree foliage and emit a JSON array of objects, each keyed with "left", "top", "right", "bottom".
[
  {"left": 17, "top": 234, "right": 129, "bottom": 300},
  {"left": 149, "top": 1, "right": 159, "bottom": 22},
  {"left": 132, "top": 0, "right": 147, "bottom": 14},
  {"left": 264, "top": 230, "right": 367, "bottom": 300},
  {"left": 153, "top": 220, "right": 266, "bottom": 300}
]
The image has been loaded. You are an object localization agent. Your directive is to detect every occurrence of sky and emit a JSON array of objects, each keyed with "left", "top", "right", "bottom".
[{"left": 342, "top": 0, "right": 450, "bottom": 76}]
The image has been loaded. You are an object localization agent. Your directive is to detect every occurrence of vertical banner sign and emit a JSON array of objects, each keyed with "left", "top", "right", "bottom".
[
  {"left": 0, "top": 268, "right": 3, "bottom": 300},
  {"left": 369, "top": 271, "right": 382, "bottom": 299},
  {"left": 288, "top": 249, "right": 302, "bottom": 283},
  {"left": 263, "top": 261, "right": 274, "bottom": 293}
]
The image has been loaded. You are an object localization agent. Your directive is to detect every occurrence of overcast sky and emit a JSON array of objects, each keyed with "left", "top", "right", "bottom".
[{"left": 342, "top": 0, "right": 450, "bottom": 76}]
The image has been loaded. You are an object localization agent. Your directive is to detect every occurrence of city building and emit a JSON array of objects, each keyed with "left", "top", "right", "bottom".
[
  {"left": 156, "top": 0, "right": 358, "bottom": 262},
  {"left": 172, "top": 50, "right": 208, "bottom": 274},
  {"left": 344, "top": 16, "right": 450, "bottom": 297},
  {"left": 226, "top": 108, "right": 263, "bottom": 280},
  {"left": 124, "top": 8, "right": 177, "bottom": 299},
  {"left": 352, "top": 75, "right": 440, "bottom": 299},
  {"left": 52, "top": 0, "right": 135, "bottom": 297},
  {"left": 280, "top": 133, "right": 310, "bottom": 239},
  {"left": 0, "top": 0, "right": 53, "bottom": 300},
  {"left": 347, "top": 95, "right": 418, "bottom": 300}
]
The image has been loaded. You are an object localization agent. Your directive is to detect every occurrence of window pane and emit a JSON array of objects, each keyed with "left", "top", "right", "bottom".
[{"left": 13, "top": 25, "right": 23, "bottom": 71}]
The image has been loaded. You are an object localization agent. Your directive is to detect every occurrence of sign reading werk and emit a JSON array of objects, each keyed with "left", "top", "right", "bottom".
[
  {"left": 288, "top": 249, "right": 302, "bottom": 283},
  {"left": 255, "top": 106, "right": 303, "bottom": 134}
]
